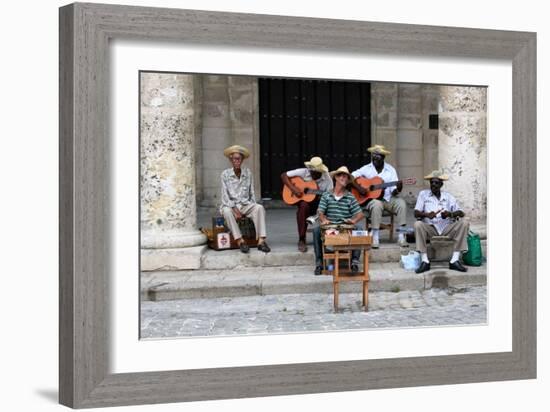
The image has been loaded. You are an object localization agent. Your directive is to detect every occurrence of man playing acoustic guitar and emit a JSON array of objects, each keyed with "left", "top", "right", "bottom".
[
  {"left": 351, "top": 145, "right": 408, "bottom": 248},
  {"left": 281, "top": 156, "right": 333, "bottom": 252}
]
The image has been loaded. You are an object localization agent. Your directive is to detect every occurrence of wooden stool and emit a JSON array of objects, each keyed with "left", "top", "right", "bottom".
[
  {"left": 322, "top": 247, "right": 351, "bottom": 273},
  {"left": 322, "top": 233, "right": 372, "bottom": 312}
]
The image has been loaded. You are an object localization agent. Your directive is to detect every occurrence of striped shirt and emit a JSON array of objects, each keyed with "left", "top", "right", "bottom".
[
  {"left": 415, "top": 189, "right": 461, "bottom": 235},
  {"left": 318, "top": 191, "right": 362, "bottom": 224}
]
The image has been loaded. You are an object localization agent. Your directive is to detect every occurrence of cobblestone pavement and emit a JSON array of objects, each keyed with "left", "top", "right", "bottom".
[{"left": 141, "top": 286, "right": 486, "bottom": 338}]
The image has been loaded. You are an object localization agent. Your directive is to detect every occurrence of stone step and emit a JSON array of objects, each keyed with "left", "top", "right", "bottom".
[
  {"left": 199, "top": 240, "right": 487, "bottom": 270},
  {"left": 142, "top": 263, "right": 487, "bottom": 301}
]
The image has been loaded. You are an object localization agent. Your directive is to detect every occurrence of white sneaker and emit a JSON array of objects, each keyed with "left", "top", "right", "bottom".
[
  {"left": 398, "top": 234, "right": 409, "bottom": 247},
  {"left": 306, "top": 215, "right": 318, "bottom": 225}
]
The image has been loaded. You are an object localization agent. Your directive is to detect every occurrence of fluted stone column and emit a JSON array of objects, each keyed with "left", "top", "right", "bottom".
[
  {"left": 140, "top": 72, "right": 206, "bottom": 270},
  {"left": 438, "top": 86, "right": 487, "bottom": 222}
]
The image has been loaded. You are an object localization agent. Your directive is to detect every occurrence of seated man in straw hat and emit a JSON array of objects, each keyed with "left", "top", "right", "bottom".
[
  {"left": 312, "top": 166, "right": 364, "bottom": 276},
  {"left": 414, "top": 170, "right": 469, "bottom": 274},
  {"left": 281, "top": 156, "right": 333, "bottom": 252},
  {"left": 220, "top": 145, "right": 271, "bottom": 254},
  {"left": 351, "top": 144, "right": 408, "bottom": 248}
]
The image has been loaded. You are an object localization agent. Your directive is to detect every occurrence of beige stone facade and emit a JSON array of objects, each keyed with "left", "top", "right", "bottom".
[
  {"left": 195, "top": 75, "right": 260, "bottom": 208},
  {"left": 140, "top": 73, "right": 487, "bottom": 269}
]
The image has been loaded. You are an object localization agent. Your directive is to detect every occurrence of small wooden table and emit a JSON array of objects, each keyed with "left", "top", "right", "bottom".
[{"left": 322, "top": 234, "right": 372, "bottom": 311}]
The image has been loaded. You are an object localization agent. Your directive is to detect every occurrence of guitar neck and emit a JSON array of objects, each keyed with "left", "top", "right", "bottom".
[{"left": 372, "top": 180, "right": 401, "bottom": 190}]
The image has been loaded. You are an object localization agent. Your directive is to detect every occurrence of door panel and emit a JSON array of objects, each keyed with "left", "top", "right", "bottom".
[{"left": 259, "top": 78, "right": 371, "bottom": 199}]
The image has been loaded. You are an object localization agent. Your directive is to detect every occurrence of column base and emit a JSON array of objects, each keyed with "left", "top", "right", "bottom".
[
  {"left": 141, "top": 228, "right": 207, "bottom": 249},
  {"left": 140, "top": 228, "right": 208, "bottom": 271},
  {"left": 141, "top": 245, "right": 207, "bottom": 271}
]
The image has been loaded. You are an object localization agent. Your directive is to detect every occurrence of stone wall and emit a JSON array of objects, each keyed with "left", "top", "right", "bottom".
[
  {"left": 438, "top": 86, "right": 487, "bottom": 222},
  {"left": 396, "top": 84, "right": 423, "bottom": 205},
  {"left": 196, "top": 75, "right": 260, "bottom": 208},
  {"left": 371, "top": 83, "right": 440, "bottom": 205},
  {"left": 421, "top": 85, "right": 440, "bottom": 178},
  {"left": 371, "top": 83, "right": 398, "bottom": 165}
]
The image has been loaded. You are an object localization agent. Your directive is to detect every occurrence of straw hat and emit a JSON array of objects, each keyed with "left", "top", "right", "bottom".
[
  {"left": 223, "top": 145, "right": 250, "bottom": 159},
  {"left": 329, "top": 166, "right": 352, "bottom": 178},
  {"left": 304, "top": 156, "right": 329, "bottom": 173},
  {"left": 367, "top": 144, "right": 391, "bottom": 156},
  {"left": 424, "top": 170, "right": 449, "bottom": 181}
]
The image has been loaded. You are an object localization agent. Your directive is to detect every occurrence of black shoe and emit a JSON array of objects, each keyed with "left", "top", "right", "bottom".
[
  {"left": 415, "top": 261, "right": 431, "bottom": 274},
  {"left": 314, "top": 265, "right": 323, "bottom": 276},
  {"left": 449, "top": 260, "right": 468, "bottom": 272},
  {"left": 239, "top": 242, "right": 249, "bottom": 254},
  {"left": 257, "top": 242, "right": 271, "bottom": 253},
  {"left": 351, "top": 263, "right": 360, "bottom": 274}
]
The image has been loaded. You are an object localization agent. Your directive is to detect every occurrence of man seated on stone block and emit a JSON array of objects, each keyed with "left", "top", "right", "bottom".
[
  {"left": 281, "top": 156, "right": 333, "bottom": 253},
  {"left": 313, "top": 166, "right": 364, "bottom": 276},
  {"left": 220, "top": 145, "right": 270, "bottom": 254},
  {"left": 413, "top": 170, "right": 469, "bottom": 274}
]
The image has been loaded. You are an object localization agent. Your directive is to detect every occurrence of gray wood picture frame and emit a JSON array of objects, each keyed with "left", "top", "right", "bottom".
[{"left": 59, "top": 2, "right": 536, "bottom": 408}]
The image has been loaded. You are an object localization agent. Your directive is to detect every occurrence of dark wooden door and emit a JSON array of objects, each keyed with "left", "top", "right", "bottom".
[{"left": 259, "top": 78, "right": 371, "bottom": 199}]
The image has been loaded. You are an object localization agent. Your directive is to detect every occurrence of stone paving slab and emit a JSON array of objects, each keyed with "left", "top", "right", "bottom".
[
  {"left": 141, "top": 263, "right": 487, "bottom": 301},
  {"left": 141, "top": 286, "right": 487, "bottom": 338}
]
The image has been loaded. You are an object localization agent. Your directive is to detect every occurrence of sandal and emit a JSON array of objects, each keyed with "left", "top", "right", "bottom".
[
  {"left": 257, "top": 242, "right": 271, "bottom": 253},
  {"left": 239, "top": 242, "right": 250, "bottom": 253},
  {"left": 298, "top": 240, "right": 307, "bottom": 252}
]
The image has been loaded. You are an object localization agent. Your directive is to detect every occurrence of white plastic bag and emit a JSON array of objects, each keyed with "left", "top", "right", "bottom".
[{"left": 400, "top": 251, "right": 421, "bottom": 271}]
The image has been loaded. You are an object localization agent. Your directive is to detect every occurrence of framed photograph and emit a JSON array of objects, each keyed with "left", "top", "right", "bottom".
[
  {"left": 137, "top": 71, "right": 489, "bottom": 339},
  {"left": 59, "top": 2, "right": 536, "bottom": 408}
]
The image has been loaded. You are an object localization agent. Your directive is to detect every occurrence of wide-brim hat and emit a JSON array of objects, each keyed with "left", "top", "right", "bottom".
[
  {"left": 223, "top": 145, "right": 250, "bottom": 159},
  {"left": 424, "top": 170, "right": 449, "bottom": 181},
  {"left": 304, "top": 156, "right": 328, "bottom": 173},
  {"left": 367, "top": 144, "right": 391, "bottom": 156},
  {"left": 329, "top": 166, "right": 352, "bottom": 179}
]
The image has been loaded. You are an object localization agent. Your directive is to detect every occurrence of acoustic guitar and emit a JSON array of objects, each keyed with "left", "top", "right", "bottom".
[
  {"left": 351, "top": 176, "right": 417, "bottom": 205},
  {"left": 282, "top": 176, "right": 326, "bottom": 205}
]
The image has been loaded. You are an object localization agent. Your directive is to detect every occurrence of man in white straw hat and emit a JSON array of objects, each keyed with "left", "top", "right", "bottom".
[
  {"left": 220, "top": 145, "right": 270, "bottom": 254},
  {"left": 313, "top": 166, "right": 364, "bottom": 275},
  {"left": 413, "top": 170, "right": 469, "bottom": 274},
  {"left": 351, "top": 144, "right": 408, "bottom": 248},
  {"left": 281, "top": 156, "right": 333, "bottom": 252}
]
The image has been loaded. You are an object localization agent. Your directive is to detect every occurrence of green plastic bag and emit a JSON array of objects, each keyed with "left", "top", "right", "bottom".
[{"left": 463, "top": 230, "right": 483, "bottom": 266}]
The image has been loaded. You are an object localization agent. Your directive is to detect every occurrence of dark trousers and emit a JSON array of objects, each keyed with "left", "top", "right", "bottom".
[{"left": 296, "top": 199, "right": 320, "bottom": 240}]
